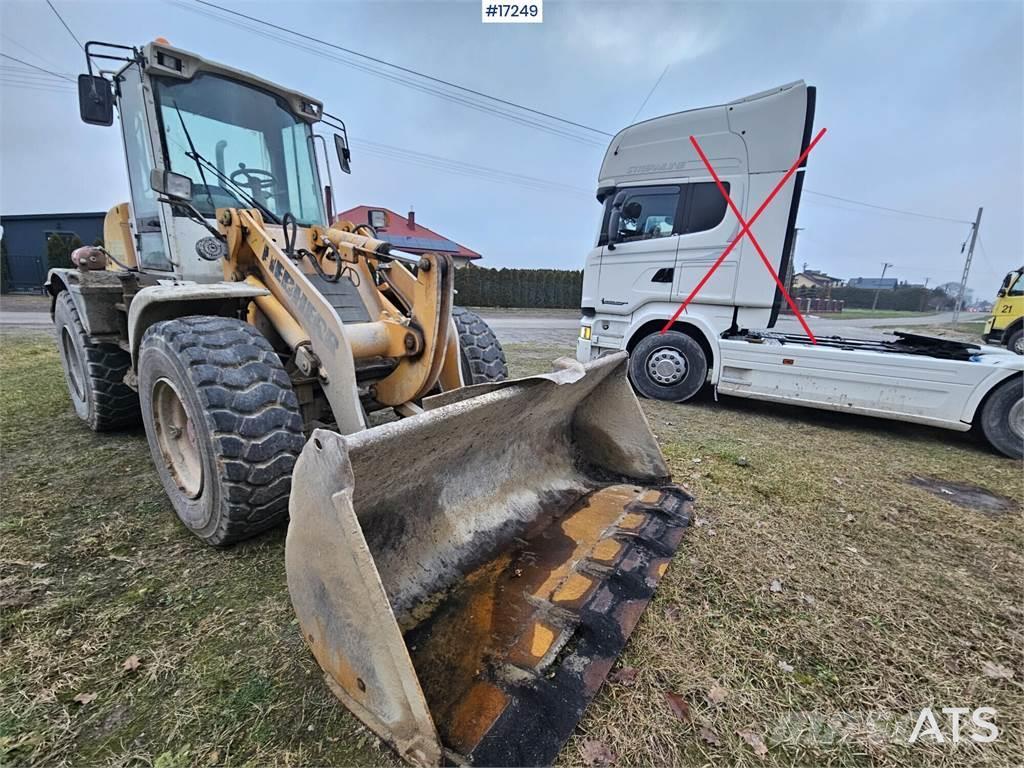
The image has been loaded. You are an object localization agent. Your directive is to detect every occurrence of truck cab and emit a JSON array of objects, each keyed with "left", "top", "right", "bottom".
[
  {"left": 577, "top": 81, "right": 813, "bottom": 398},
  {"left": 575, "top": 82, "right": 1023, "bottom": 458},
  {"left": 983, "top": 267, "right": 1024, "bottom": 354}
]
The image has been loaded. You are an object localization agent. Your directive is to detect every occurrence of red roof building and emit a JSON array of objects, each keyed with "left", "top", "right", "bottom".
[{"left": 335, "top": 206, "right": 482, "bottom": 267}]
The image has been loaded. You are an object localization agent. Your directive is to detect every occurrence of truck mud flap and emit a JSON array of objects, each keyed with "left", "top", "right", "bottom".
[{"left": 285, "top": 352, "right": 692, "bottom": 766}]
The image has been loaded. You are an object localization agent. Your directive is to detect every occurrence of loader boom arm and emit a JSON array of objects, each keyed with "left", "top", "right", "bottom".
[{"left": 217, "top": 207, "right": 456, "bottom": 432}]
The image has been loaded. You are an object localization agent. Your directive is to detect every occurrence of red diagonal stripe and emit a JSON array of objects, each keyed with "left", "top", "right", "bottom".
[
  {"left": 689, "top": 134, "right": 820, "bottom": 342},
  {"left": 660, "top": 127, "right": 826, "bottom": 334}
]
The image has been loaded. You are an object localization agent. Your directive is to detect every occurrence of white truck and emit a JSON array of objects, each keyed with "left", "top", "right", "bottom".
[{"left": 576, "top": 81, "right": 1023, "bottom": 459}]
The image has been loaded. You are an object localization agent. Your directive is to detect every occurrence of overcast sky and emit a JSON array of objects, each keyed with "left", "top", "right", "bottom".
[{"left": 1, "top": 0, "right": 1020, "bottom": 296}]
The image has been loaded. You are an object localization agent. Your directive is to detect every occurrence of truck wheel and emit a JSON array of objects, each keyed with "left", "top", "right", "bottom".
[
  {"left": 1005, "top": 328, "right": 1023, "bottom": 355},
  {"left": 53, "top": 291, "right": 140, "bottom": 431},
  {"left": 629, "top": 331, "right": 708, "bottom": 402},
  {"left": 453, "top": 306, "right": 508, "bottom": 383},
  {"left": 137, "top": 316, "right": 305, "bottom": 546},
  {"left": 978, "top": 376, "right": 1024, "bottom": 459}
]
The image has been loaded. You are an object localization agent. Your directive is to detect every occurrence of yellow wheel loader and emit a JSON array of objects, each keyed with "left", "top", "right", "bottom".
[{"left": 48, "top": 40, "right": 691, "bottom": 766}]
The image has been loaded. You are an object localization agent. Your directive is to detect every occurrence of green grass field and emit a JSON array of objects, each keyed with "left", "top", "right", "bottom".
[{"left": 2, "top": 333, "right": 1021, "bottom": 767}]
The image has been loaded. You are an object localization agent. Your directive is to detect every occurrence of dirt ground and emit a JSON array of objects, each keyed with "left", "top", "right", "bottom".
[{"left": 1, "top": 333, "right": 1021, "bottom": 767}]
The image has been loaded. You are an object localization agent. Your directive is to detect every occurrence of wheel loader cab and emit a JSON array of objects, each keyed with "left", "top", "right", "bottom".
[{"left": 96, "top": 41, "right": 331, "bottom": 280}]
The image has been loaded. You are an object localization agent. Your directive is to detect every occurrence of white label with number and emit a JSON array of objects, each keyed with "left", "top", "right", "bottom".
[{"left": 482, "top": 0, "right": 543, "bottom": 23}]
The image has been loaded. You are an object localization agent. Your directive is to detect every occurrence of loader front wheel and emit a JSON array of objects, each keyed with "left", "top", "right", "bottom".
[
  {"left": 453, "top": 306, "right": 508, "bottom": 383},
  {"left": 53, "top": 291, "right": 140, "bottom": 431},
  {"left": 629, "top": 331, "right": 708, "bottom": 402},
  {"left": 138, "top": 317, "right": 305, "bottom": 546}
]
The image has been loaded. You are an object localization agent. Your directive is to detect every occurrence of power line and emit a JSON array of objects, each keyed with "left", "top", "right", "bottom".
[
  {"left": 804, "top": 189, "right": 972, "bottom": 224},
  {"left": 0, "top": 33, "right": 70, "bottom": 73},
  {"left": 632, "top": 63, "right": 670, "bottom": 123},
  {"left": 0, "top": 78, "right": 76, "bottom": 94},
  {"left": 0, "top": 52, "right": 74, "bottom": 82},
  {"left": 45, "top": 0, "right": 85, "bottom": 51},
  {"left": 355, "top": 138, "right": 592, "bottom": 196},
  {"left": 170, "top": 1, "right": 605, "bottom": 147},
  {"left": 184, "top": 0, "right": 613, "bottom": 139}
]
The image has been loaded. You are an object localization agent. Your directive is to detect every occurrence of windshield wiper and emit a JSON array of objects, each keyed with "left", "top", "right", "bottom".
[
  {"left": 172, "top": 101, "right": 218, "bottom": 216},
  {"left": 170, "top": 100, "right": 282, "bottom": 225},
  {"left": 188, "top": 152, "right": 282, "bottom": 225}
]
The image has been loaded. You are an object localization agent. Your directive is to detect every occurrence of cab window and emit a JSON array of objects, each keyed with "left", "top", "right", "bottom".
[
  {"left": 614, "top": 186, "right": 680, "bottom": 243},
  {"left": 599, "top": 182, "right": 731, "bottom": 246},
  {"left": 1008, "top": 273, "right": 1024, "bottom": 296}
]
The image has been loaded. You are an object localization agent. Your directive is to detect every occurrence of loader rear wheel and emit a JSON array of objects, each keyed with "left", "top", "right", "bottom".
[
  {"left": 629, "top": 330, "right": 708, "bottom": 402},
  {"left": 53, "top": 291, "right": 140, "bottom": 431},
  {"left": 978, "top": 376, "right": 1023, "bottom": 459},
  {"left": 453, "top": 306, "right": 508, "bottom": 384},
  {"left": 138, "top": 316, "right": 305, "bottom": 546}
]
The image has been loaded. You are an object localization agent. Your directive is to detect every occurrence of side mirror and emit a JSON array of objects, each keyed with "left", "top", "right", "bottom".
[
  {"left": 78, "top": 74, "right": 113, "bottom": 126},
  {"left": 150, "top": 169, "right": 193, "bottom": 201},
  {"left": 997, "top": 289, "right": 1007, "bottom": 298},
  {"left": 606, "top": 192, "right": 626, "bottom": 250},
  {"left": 334, "top": 133, "right": 351, "bottom": 175}
]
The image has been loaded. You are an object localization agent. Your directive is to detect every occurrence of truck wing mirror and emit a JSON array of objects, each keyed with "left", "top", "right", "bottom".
[
  {"left": 78, "top": 74, "right": 113, "bottom": 126},
  {"left": 606, "top": 192, "right": 627, "bottom": 250},
  {"left": 150, "top": 169, "right": 193, "bottom": 202},
  {"left": 334, "top": 133, "right": 351, "bottom": 175},
  {"left": 997, "top": 289, "right": 1006, "bottom": 298}
]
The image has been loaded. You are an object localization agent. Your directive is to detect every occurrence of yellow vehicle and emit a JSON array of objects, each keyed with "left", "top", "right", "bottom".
[
  {"left": 47, "top": 40, "right": 690, "bottom": 766},
  {"left": 983, "top": 266, "right": 1024, "bottom": 354}
]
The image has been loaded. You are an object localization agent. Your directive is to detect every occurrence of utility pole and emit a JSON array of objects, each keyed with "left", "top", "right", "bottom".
[
  {"left": 919, "top": 277, "right": 931, "bottom": 312},
  {"left": 952, "top": 207, "right": 983, "bottom": 326},
  {"left": 871, "top": 262, "right": 894, "bottom": 311}
]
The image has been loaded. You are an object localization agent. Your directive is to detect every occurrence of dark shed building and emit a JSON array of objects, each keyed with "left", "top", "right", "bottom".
[{"left": 1, "top": 212, "right": 105, "bottom": 293}]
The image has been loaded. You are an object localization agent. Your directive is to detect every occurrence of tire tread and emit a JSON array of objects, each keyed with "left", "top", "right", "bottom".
[
  {"left": 140, "top": 316, "right": 304, "bottom": 545},
  {"left": 453, "top": 306, "right": 508, "bottom": 383},
  {"left": 55, "top": 291, "right": 140, "bottom": 431}
]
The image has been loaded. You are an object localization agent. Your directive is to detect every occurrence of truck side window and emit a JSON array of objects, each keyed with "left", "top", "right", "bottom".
[
  {"left": 1009, "top": 274, "right": 1024, "bottom": 296},
  {"left": 615, "top": 187, "right": 680, "bottom": 243},
  {"left": 682, "top": 182, "right": 729, "bottom": 234}
]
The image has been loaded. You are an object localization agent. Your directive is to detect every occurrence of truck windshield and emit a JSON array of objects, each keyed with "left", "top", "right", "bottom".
[{"left": 154, "top": 72, "right": 325, "bottom": 225}]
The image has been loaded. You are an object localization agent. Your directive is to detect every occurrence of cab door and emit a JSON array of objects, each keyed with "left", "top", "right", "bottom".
[
  {"left": 992, "top": 270, "right": 1024, "bottom": 332},
  {"left": 672, "top": 178, "right": 745, "bottom": 306},
  {"left": 594, "top": 184, "right": 681, "bottom": 313}
]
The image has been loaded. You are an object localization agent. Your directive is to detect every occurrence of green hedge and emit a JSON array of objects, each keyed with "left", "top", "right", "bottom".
[
  {"left": 794, "top": 284, "right": 957, "bottom": 312},
  {"left": 46, "top": 233, "right": 83, "bottom": 271},
  {"left": 455, "top": 266, "right": 582, "bottom": 308}
]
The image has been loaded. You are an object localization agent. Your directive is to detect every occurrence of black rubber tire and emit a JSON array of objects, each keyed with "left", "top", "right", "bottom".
[
  {"left": 1005, "top": 328, "right": 1024, "bottom": 355},
  {"left": 978, "top": 376, "right": 1023, "bottom": 459},
  {"left": 53, "top": 291, "right": 140, "bottom": 431},
  {"left": 137, "top": 316, "right": 305, "bottom": 546},
  {"left": 629, "top": 330, "right": 708, "bottom": 403},
  {"left": 453, "top": 306, "right": 508, "bottom": 384}
]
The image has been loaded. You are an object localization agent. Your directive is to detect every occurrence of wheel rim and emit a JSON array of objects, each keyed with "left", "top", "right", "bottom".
[
  {"left": 152, "top": 378, "right": 203, "bottom": 499},
  {"left": 646, "top": 347, "right": 687, "bottom": 386},
  {"left": 1013, "top": 336, "right": 1024, "bottom": 355},
  {"left": 60, "top": 326, "right": 86, "bottom": 401},
  {"left": 1009, "top": 397, "right": 1024, "bottom": 441}
]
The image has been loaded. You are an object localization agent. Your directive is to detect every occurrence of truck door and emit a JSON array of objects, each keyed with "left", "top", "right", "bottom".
[
  {"left": 594, "top": 185, "right": 681, "bottom": 313},
  {"left": 672, "top": 178, "right": 745, "bottom": 307}
]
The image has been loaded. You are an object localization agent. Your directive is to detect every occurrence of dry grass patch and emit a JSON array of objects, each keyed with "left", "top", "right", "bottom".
[{"left": 1, "top": 335, "right": 1021, "bottom": 767}]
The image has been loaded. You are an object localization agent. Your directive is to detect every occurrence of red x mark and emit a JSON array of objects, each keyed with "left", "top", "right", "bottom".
[{"left": 660, "top": 127, "right": 827, "bottom": 342}]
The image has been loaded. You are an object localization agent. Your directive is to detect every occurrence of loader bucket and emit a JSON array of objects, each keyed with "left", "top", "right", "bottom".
[{"left": 285, "top": 352, "right": 692, "bottom": 766}]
